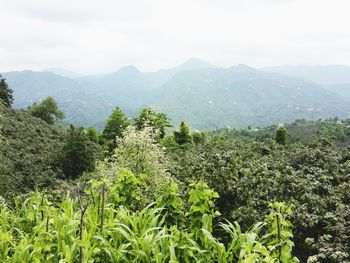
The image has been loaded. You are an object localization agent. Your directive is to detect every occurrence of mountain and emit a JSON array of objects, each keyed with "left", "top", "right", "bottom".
[
  {"left": 172, "top": 57, "right": 216, "bottom": 72},
  {"left": 153, "top": 66, "right": 350, "bottom": 129},
  {"left": 261, "top": 65, "right": 350, "bottom": 102},
  {"left": 1, "top": 70, "right": 101, "bottom": 126},
  {"left": 45, "top": 67, "right": 83, "bottom": 78},
  {"left": 3, "top": 60, "right": 350, "bottom": 130},
  {"left": 2, "top": 70, "right": 82, "bottom": 105},
  {"left": 262, "top": 65, "right": 350, "bottom": 85},
  {"left": 2, "top": 59, "right": 217, "bottom": 129}
]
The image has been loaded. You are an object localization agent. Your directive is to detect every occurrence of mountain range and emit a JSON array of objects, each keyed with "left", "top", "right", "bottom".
[{"left": 2, "top": 58, "right": 350, "bottom": 130}]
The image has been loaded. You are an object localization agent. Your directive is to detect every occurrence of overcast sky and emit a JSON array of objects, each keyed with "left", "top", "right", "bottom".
[{"left": 1, "top": 0, "right": 350, "bottom": 74}]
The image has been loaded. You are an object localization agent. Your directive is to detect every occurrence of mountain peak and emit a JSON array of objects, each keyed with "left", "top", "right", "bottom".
[
  {"left": 177, "top": 58, "right": 216, "bottom": 71},
  {"left": 116, "top": 65, "right": 140, "bottom": 74},
  {"left": 230, "top": 64, "right": 256, "bottom": 73}
]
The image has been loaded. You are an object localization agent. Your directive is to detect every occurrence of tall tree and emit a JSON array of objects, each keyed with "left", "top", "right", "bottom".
[
  {"left": 108, "top": 126, "right": 171, "bottom": 203},
  {"left": 134, "top": 107, "right": 171, "bottom": 139},
  {"left": 29, "top": 96, "right": 64, "bottom": 124},
  {"left": 174, "top": 121, "right": 193, "bottom": 145},
  {"left": 0, "top": 75, "right": 14, "bottom": 108},
  {"left": 0, "top": 102, "right": 8, "bottom": 198},
  {"left": 275, "top": 124, "right": 287, "bottom": 145},
  {"left": 60, "top": 125, "right": 99, "bottom": 179},
  {"left": 101, "top": 107, "right": 130, "bottom": 153}
]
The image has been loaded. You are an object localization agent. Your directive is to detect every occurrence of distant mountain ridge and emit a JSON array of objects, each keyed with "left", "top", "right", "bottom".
[
  {"left": 2, "top": 59, "right": 350, "bottom": 129},
  {"left": 44, "top": 67, "right": 83, "bottom": 78},
  {"left": 154, "top": 66, "right": 350, "bottom": 129},
  {"left": 262, "top": 64, "right": 350, "bottom": 85}
]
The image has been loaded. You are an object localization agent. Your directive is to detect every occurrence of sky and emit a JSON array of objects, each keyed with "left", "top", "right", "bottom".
[{"left": 1, "top": 0, "right": 350, "bottom": 74}]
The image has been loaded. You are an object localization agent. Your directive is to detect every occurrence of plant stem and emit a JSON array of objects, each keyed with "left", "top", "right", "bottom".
[
  {"left": 276, "top": 213, "right": 281, "bottom": 261},
  {"left": 100, "top": 182, "right": 105, "bottom": 232}
]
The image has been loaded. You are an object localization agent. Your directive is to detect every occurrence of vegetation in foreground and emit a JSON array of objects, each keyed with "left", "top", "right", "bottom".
[{"left": 0, "top": 178, "right": 297, "bottom": 262}]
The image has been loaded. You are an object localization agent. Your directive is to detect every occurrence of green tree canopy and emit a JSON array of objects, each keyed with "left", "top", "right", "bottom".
[
  {"left": 0, "top": 75, "right": 14, "bottom": 108},
  {"left": 85, "top": 126, "right": 99, "bottom": 143},
  {"left": 101, "top": 107, "right": 130, "bottom": 153},
  {"left": 134, "top": 107, "right": 171, "bottom": 139},
  {"left": 29, "top": 96, "right": 64, "bottom": 124},
  {"left": 174, "top": 121, "right": 192, "bottom": 145},
  {"left": 60, "top": 125, "right": 99, "bottom": 179},
  {"left": 275, "top": 124, "right": 287, "bottom": 145}
]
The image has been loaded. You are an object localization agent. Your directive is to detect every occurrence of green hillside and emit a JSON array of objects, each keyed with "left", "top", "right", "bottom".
[{"left": 0, "top": 108, "right": 64, "bottom": 198}]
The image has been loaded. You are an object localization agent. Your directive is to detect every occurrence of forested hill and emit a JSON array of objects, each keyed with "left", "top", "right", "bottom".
[
  {"left": 0, "top": 108, "right": 64, "bottom": 197},
  {"left": 3, "top": 59, "right": 350, "bottom": 129}
]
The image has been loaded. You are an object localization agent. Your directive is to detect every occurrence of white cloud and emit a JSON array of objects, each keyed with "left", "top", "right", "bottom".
[{"left": 1, "top": 0, "right": 350, "bottom": 74}]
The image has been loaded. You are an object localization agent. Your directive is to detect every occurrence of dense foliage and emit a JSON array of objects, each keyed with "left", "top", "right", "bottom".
[
  {"left": 0, "top": 171, "right": 298, "bottom": 262},
  {"left": 1, "top": 93, "right": 350, "bottom": 262},
  {"left": 167, "top": 137, "right": 350, "bottom": 262},
  {"left": 0, "top": 108, "right": 64, "bottom": 199},
  {"left": 0, "top": 108, "right": 101, "bottom": 199}
]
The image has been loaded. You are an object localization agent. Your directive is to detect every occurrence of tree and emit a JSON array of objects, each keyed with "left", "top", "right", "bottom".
[
  {"left": 0, "top": 103, "right": 7, "bottom": 194},
  {"left": 29, "top": 96, "right": 64, "bottom": 124},
  {"left": 174, "top": 121, "right": 192, "bottom": 145},
  {"left": 134, "top": 107, "right": 171, "bottom": 139},
  {"left": 113, "top": 126, "right": 169, "bottom": 178},
  {"left": 0, "top": 75, "right": 13, "bottom": 108},
  {"left": 85, "top": 126, "right": 99, "bottom": 143},
  {"left": 98, "top": 126, "right": 171, "bottom": 203},
  {"left": 60, "top": 125, "right": 99, "bottom": 179},
  {"left": 275, "top": 124, "right": 287, "bottom": 145},
  {"left": 101, "top": 107, "right": 130, "bottom": 153}
]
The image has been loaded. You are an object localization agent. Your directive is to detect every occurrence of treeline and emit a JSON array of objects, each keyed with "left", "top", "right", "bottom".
[
  {"left": 211, "top": 118, "right": 350, "bottom": 146},
  {"left": 1, "top": 75, "right": 350, "bottom": 262}
]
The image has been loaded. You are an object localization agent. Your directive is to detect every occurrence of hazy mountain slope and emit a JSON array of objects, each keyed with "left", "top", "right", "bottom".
[
  {"left": 262, "top": 65, "right": 350, "bottom": 85},
  {"left": 2, "top": 70, "right": 83, "bottom": 107},
  {"left": 2, "top": 59, "right": 216, "bottom": 129},
  {"left": 3, "top": 60, "right": 350, "bottom": 130},
  {"left": 1, "top": 70, "right": 106, "bottom": 127},
  {"left": 44, "top": 67, "right": 83, "bottom": 78},
  {"left": 77, "top": 66, "right": 155, "bottom": 109},
  {"left": 153, "top": 65, "right": 350, "bottom": 129},
  {"left": 323, "top": 83, "right": 350, "bottom": 98}
]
